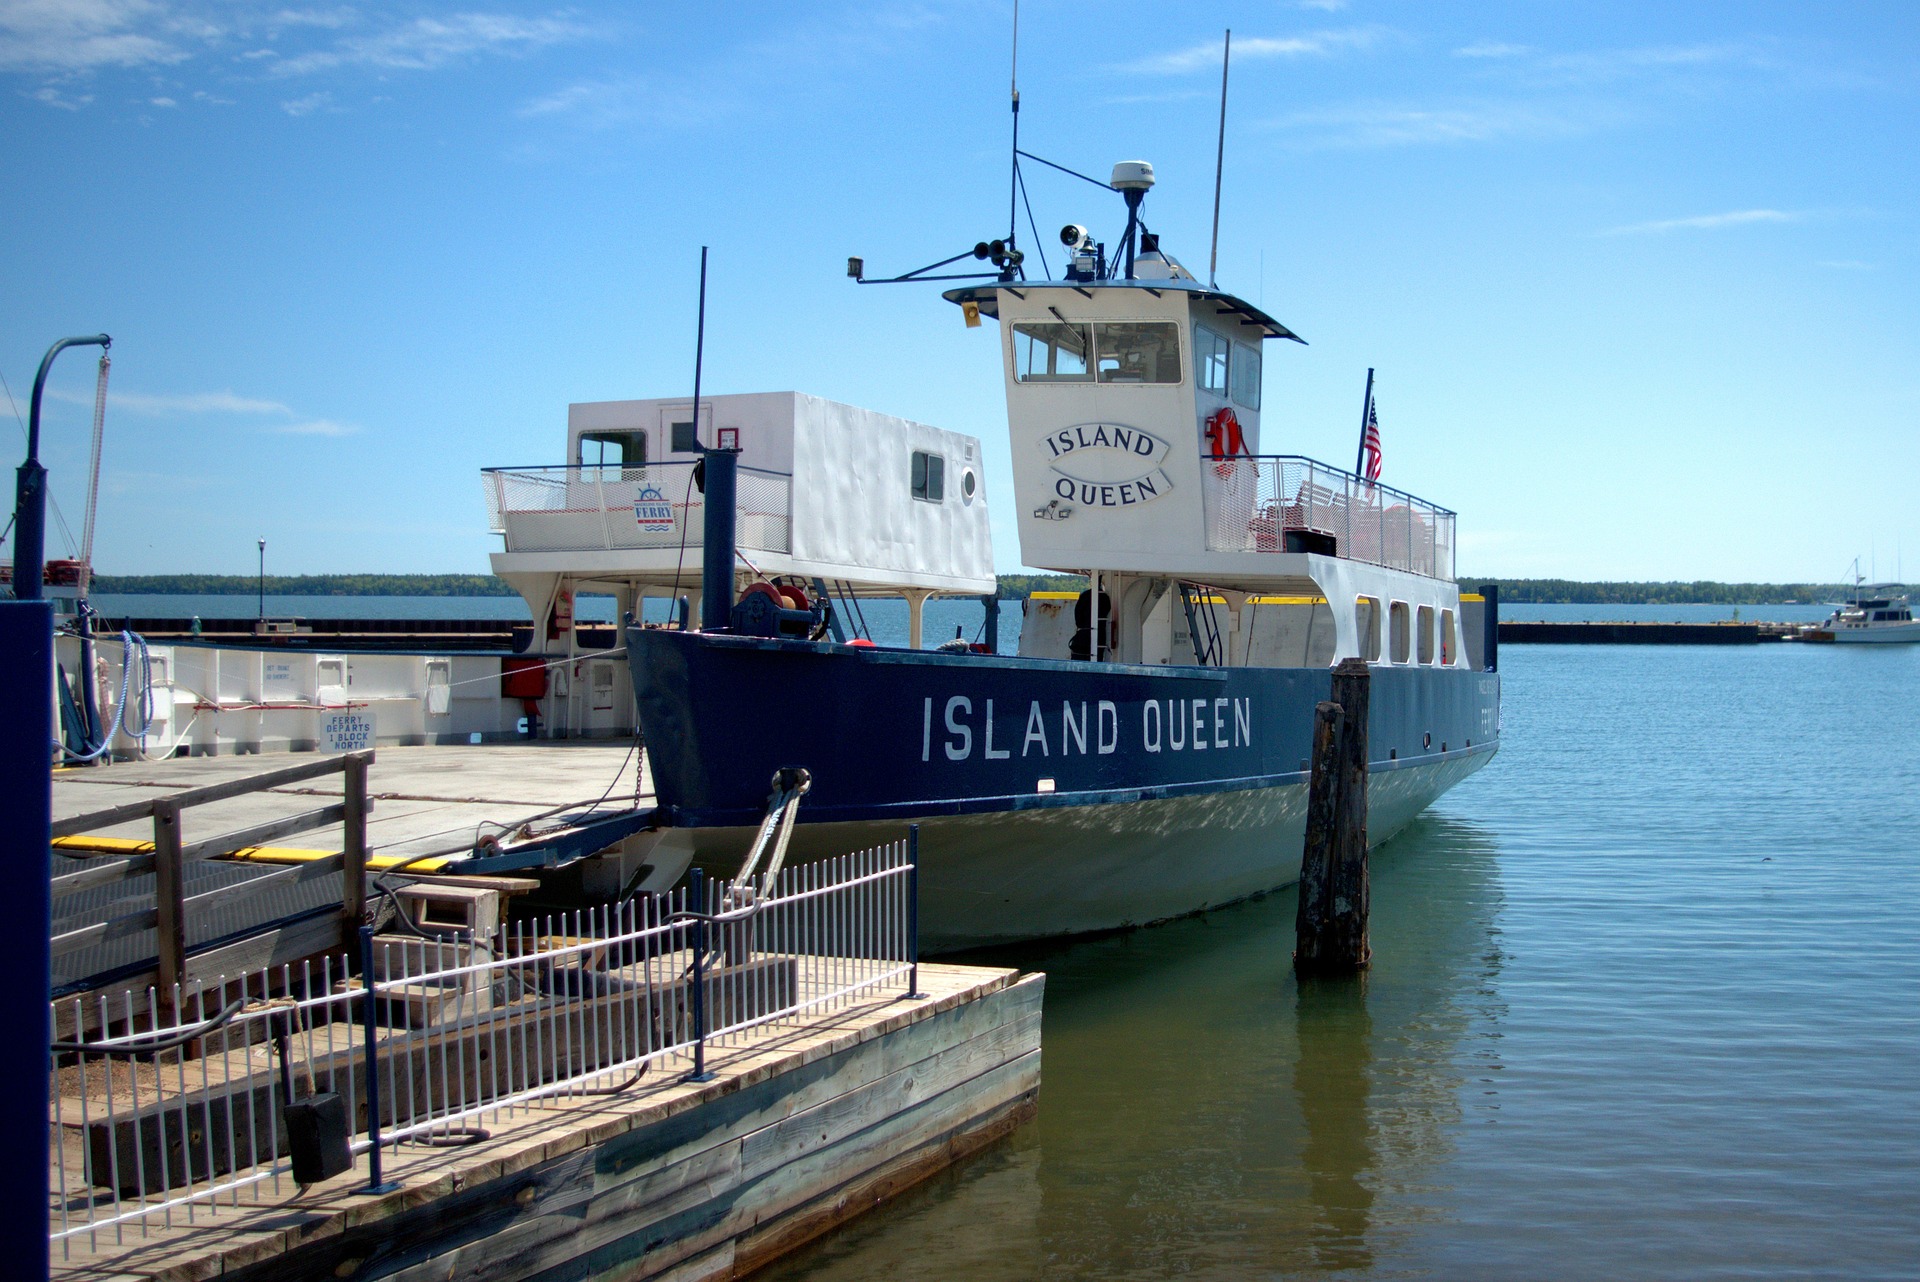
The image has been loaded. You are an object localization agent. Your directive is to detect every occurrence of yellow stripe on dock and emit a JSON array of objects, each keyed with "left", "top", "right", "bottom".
[
  {"left": 225, "top": 847, "right": 458, "bottom": 872},
  {"left": 52, "top": 834, "right": 453, "bottom": 872},
  {"left": 1029, "top": 591, "right": 1081, "bottom": 600},
  {"left": 1460, "top": 593, "right": 1485, "bottom": 602}
]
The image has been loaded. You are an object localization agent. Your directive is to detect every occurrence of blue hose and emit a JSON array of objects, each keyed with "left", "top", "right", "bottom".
[{"left": 61, "top": 629, "right": 152, "bottom": 763}]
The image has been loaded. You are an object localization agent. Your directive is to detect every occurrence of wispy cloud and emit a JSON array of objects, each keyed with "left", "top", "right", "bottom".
[
  {"left": 279, "top": 88, "right": 329, "bottom": 115},
  {"left": 1603, "top": 209, "right": 1802, "bottom": 236},
  {"left": 31, "top": 84, "right": 94, "bottom": 109},
  {"left": 273, "top": 418, "right": 358, "bottom": 436},
  {"left": 0, "top": 0, "right": 194, "bottom": 73},
  {"left": 1118, "top": 26, "right": 1390, "bottom": 76},
  {"left": 1264, "top": 99, "right": 1605, "bottom": 149},
  {"left": 57, "top": 387, "right": 296, "bottom": 415},
  {"left": 267, "top": 13, "right": 591, "bottom": 77},
  {"left": 3, "top": 4, "right": 601, "bottom": 111},
  {"left": 1456, "top": 41, "right": 1531, "bottom": 60}
]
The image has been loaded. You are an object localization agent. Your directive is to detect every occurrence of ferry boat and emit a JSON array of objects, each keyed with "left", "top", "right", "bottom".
[
  {"left": 622, "top": 159, "right": 1503, "bottom": 950},
  {"left": 1803, "top": 575, "right": 1920, "bottom": 644}
]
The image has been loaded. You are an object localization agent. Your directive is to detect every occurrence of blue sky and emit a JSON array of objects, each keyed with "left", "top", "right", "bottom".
[{"left": 2, "top": 1, "right": 1914, "bottom": 583}]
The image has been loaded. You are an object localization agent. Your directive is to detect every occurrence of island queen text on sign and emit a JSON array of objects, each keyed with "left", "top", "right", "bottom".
[{"left": 1043, "top": 422, "right": 1175, "bottom": 508}]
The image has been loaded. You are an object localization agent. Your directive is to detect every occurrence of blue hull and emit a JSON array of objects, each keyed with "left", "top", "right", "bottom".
[
  {"left": 626, "top": 628, "right": 1499, "bottom": 947},
  {"left": 628, "top": 628, "right": 1497, "bottom": 826}
]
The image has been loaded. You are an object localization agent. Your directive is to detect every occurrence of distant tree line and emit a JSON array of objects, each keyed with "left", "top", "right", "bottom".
[
  {"left": 1461, "top": 578, "right": 1851, "bottom": 605},
  {"left": 92, "top": 573, "right": 518, "bottom": 596}
]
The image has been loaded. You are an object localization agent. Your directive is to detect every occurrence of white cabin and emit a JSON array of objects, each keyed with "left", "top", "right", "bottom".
[
  {"left": 944, "top": 197, "right": 1464, "bottom": 672},
  {"left": 485, "top": 391, "right": 995, "bottom": 648}
]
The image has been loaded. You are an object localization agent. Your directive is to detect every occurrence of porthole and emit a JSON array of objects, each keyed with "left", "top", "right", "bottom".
[
  {"left": 1423, "top": 732, "right": 1432, "bottom": 750},
  {"left": 961, "top": 469, "right": 978, "bottom": 504}
]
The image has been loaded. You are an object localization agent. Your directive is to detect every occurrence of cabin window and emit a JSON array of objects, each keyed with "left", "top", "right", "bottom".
[
  {"left": 1196, "top": 324, "right": 1231, "bottom": 395},
  {"left": 1390, "top": 601, "right": 1411, "bottom": 663},
  {"left": 1095, "top": 322, "right": 1182, "bottom": 383},
  {"left": 577, "top": 430, "right": 646, "bottom": 470},
  {"left": 1356, "top": 596, "right": 1382, "bottom": 662},
  {"left": 1417, "top": 604, "right": 1436, "bottom": 664},
  {"left": 1231, "top": 342, "right": 1262, "bottom": 410},
  {"left": 670, "top": 420, "right": 701, "bottom": 453},
  {"left": 1440, "top": 608, "right": 1456, "bottom": 664},
  {"left": 1013, "top": 322, "right": 1092, "bottom": 381},
  {"left": 911, "top": 451, "right": 945, "bottom": 502}
]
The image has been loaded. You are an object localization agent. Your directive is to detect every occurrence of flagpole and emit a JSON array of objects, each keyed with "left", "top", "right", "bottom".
[{"left": 1354, "top": 367, "right": 1374, "bottom": 476}]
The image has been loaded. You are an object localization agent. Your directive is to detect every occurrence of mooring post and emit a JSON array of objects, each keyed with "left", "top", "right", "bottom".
[{"left": 1295, "top": 657, "right": 1371, "bottom": 975}]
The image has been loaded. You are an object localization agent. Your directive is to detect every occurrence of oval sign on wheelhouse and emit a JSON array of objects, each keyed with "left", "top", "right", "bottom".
[{"left": 1043, "top": 422, "right": 1175, "bottom": 508}]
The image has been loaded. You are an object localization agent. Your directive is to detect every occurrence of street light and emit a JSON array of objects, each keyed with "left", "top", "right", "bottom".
[
  {"left": 257, "top": 538, "right": 266, "bottom": 626},
  {"left": 11, "top": 334, "right": 110, "bottom": 602}
]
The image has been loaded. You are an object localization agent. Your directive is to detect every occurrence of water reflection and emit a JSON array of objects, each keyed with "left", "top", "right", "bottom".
[
  {"left": 1294, "top": 974, "right": 1375, "bottom": 1272},
  {"left": 762, "top": 812, "right": 1504, "bottom": 1281}
]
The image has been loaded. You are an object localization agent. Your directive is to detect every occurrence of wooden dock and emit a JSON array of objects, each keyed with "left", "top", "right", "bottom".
[{"left": 51, "top": 964, "right": 1043, "bottom": 1282}]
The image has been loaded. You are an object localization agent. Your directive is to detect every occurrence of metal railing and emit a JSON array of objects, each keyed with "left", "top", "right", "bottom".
[
  {"left": 51, "top": 752, "right": 372, "bottom": 995},
  {"left": 481, "top": 461, "right": 793, "bottom": 555},
  {"left": 1200, "top": 455, "right": 1456, "bottom": 580},
  {"left": 49, "top": 835, "right": 918, "bottom": 1253}
]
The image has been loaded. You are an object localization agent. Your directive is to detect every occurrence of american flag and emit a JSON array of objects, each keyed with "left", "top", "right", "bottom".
[{"left": 1361, "top": 395, "right": 1382, "bottom": 481}]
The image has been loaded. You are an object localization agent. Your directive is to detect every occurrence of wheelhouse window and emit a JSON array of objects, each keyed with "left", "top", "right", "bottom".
[
  {"left": 1196, "top": 324, "right": 1230, "bottom": 395},
  {"left": 1013, "top": 322, "right": 1092, "bottom": 381},
  {"left": 1231, "top": 341, "right": 1262, "bottom": 410},
  {"left": 911, "top": 450, "right": 945, "bottom": 502},
  {"left": 578, "top": 430, "right": 646, "bottom": 471},
  {"left": 670, "top": 420, "right": 701, "bottom": 453},
  {"left": 1094, "top": 322, "right": 1182, "bottom": 383}
]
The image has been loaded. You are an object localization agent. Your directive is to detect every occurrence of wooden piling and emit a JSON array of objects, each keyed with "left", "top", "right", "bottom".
[{"left": 1295, "top": 657, "right": 1371, "bottom": 975}]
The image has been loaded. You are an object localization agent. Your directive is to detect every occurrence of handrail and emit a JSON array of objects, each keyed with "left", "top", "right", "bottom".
[
  {"left": 481, "top": 461, "right": 794, "bottom": 481},
  {"left": 1204, "top": 453, "right": 1457, "bottom": 517}
]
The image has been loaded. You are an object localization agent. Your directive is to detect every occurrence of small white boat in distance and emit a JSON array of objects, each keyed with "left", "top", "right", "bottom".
[{"left": 1803, "top": 575, "right": 1920, "bottom": 644}]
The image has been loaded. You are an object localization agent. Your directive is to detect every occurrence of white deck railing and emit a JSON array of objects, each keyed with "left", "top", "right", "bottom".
[
  {"left": 49, "top": 841, "right": 915, "bottom": 1254},
  {"left": 1200, "top": 455, "right": 1456, "bottom": 580},
  {"left": 483, "top": 462, "right": 793, "bottom": 555}
]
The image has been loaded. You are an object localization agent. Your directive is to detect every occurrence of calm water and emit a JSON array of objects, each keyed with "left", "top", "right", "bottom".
[{"left": 761, "top": 642, "right": 1920, "bottom": 1280}]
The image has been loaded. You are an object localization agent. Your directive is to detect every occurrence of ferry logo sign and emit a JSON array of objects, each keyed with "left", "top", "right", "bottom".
[
  {"left": 1041, "top": 422, "right": 1174, "bottom": 509},
  {"left": 633, "top": 484, "right": 675, "bottom": 532}
]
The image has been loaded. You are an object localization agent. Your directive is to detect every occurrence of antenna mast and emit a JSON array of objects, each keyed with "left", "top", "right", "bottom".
[
  {"left": 1008, "top": 0, "right": 1021, "bottom": 248},
  {"left": 1208, "top": 28, "right": 1231, "bottom": 288}
]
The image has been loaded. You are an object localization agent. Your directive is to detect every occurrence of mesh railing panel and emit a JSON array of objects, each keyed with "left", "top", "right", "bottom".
[
  {"left": 481, "top": 463, "right": 792, "bottom": 555},
  {"left": 1200, "top": 455, "right": 1456, "bottom": 579}
]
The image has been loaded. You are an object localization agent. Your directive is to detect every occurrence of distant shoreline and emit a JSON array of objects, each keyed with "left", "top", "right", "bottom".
[{"left": 89, "top": 573, "right": 1861, "bottom": 606}]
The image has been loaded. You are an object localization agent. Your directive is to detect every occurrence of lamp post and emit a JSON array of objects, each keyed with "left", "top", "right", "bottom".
[
  {"left": 257, "top": 538, "right": 266, "bottom": 627},
  {"left": 11, "top": 334, "right": 110, "bottom": 602}
]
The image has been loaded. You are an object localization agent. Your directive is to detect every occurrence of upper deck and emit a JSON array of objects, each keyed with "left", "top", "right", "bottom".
[
  {"left": 941, "top": 277, "right": 1453, "bottom": 587},
  {"left": 484, "top": 391, "right": 996, "bottom": 599}
]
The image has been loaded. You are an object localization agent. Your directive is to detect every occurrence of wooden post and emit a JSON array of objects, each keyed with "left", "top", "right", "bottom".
[
  {"left": 341, "top": 751, "right": 370, "bottom": 945},
  {"left": 1295, "top": 657, "right": 1371, "bottom": 975},
  {"left": 152, "top": 798, "right": 187, "bottom": 1003}
]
